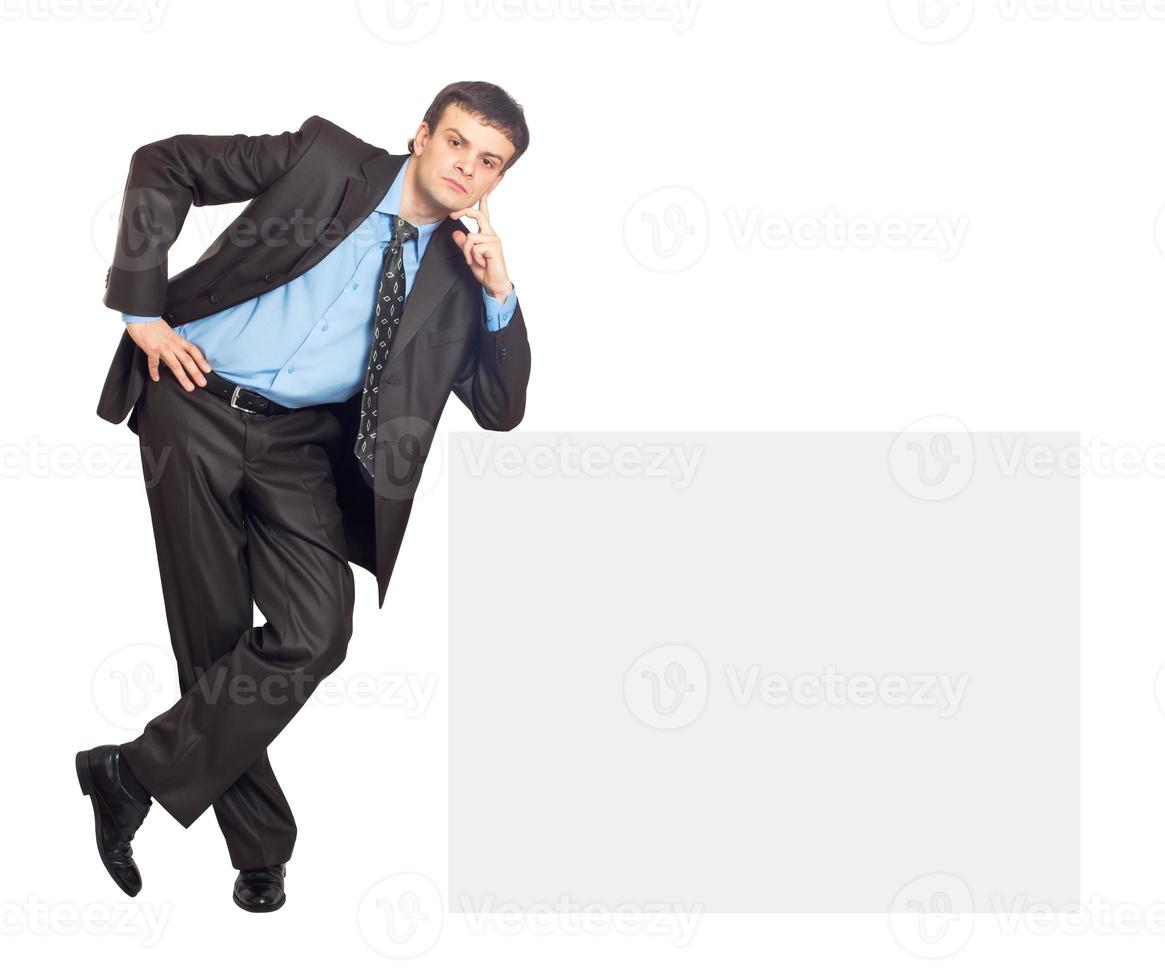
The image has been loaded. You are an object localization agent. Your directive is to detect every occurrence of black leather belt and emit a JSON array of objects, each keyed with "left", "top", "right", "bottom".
[{"left": 201, "top": 371, "right": 295, "bottom": 415}]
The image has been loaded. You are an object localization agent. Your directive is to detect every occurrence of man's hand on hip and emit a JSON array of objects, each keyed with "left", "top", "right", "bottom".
[{"left": 125, "top": 319, "right": 211, "bottom": 392}]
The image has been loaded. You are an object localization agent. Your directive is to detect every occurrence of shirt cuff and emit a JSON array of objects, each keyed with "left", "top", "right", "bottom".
[
  {"left": 122, "top": 313, "right": 162, "bottom": 323},
  {"left": 482, "top": 284, "right": 517, "bottom": 332}
]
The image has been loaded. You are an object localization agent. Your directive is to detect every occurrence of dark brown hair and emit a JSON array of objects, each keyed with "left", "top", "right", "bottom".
[{"left": 408, "top": 80, "right": 529, "bottom": 174}]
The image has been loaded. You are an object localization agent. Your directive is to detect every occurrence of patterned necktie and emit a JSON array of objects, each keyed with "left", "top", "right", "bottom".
[{"left": 354, "top": 215, "right": 418, "bottom": 480}]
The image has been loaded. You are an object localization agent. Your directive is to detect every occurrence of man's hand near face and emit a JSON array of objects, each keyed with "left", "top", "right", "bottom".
[
  {"left": 450, "top": 190, "right": 513, "bottom": 303},
  {"left": 125, "top": 319, "right": 212, "bottom": 392}
]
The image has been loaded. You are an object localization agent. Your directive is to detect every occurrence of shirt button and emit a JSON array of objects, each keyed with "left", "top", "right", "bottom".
[
  {"left": 351, "top": 282, "right": 360, "bottom": 290},
  {"left": 321, "top": 323, "right": 329, "bottom": 332},
  {"left": 288, "top": 366, "right": 295, "bottom": 374}
]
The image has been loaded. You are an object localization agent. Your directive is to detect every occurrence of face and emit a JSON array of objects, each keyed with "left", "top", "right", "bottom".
[{"left": 411, "top": 102, "right": 515, "bottom": 215}]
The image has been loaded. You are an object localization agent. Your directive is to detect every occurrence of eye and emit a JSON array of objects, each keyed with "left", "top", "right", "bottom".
[
  {"left": 449, "top": 138, "right": 460, "bottom": 147},
  {"left": 483, "top": 159, "right": 494, "bottom": 168}
]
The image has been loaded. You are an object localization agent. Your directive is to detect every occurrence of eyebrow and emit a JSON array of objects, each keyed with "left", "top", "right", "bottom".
[{"left": 444, "top": 128, "right": 505, "bottom": 164}]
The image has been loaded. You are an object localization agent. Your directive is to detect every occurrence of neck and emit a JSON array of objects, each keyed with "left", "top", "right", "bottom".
[{"left": 399, "top": 156, "right": 447, "bottom": 226}]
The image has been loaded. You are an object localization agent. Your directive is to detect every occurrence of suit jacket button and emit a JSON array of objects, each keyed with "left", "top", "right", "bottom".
[
  {"left": 210, "top": 291, "right": 223, "bottom": 303},
  {"left": 263, "top": 271, "right": 276, "bottom": 283}
]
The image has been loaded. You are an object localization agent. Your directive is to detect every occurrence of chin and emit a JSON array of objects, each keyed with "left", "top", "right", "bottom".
[{"left": 429, "top": 184, "right": 457, "bottom": 208}]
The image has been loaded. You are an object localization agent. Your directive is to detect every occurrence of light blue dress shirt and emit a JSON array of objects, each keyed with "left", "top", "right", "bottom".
[{"left": 123, "top": 155, "right": 517, "bottom": 408}]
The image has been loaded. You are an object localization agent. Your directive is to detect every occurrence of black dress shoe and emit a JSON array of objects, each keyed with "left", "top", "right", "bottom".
[
  {"left": 233, "top": 863, "right": 287, "bottom": 912},
  {"left": 74, "top": 745, "right": 151, "bottom": 897}
]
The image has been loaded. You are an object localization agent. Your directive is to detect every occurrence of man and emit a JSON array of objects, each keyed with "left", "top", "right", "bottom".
[{"left": 75, "top": 81, "right": 532, "bottom": 912}]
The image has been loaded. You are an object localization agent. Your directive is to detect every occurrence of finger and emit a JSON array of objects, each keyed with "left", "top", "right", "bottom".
[
  {"left": 451, "top": 206, "right": 494, "bottom": 236},
  {"left": 184, "top": 341, "right": 211, "bottom": 373},
  {"left": 177, "top": 345, "right": 208, "bottom": 383},
  {"left": 458, "top": 232, "right": 497, "bottom": 263},
  {"left": 476, "top": 207, "right": 494, "bottom": 236},
  {"left": 147, "top": 353, "right": 160, "bottom": 382},
  {"left": 175, "top": 347, "right": 207, "bottom": 386},
  {"left": 457, "top": 231, "right": 481, "bottom": 264},
  {"left": 162, "top": 350, "right": 194, "bottom": 391}
]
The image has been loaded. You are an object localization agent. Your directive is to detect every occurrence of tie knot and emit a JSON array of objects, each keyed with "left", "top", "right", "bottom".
[{"left": 391, "top": 217, "right": 418, "bottom": 245}]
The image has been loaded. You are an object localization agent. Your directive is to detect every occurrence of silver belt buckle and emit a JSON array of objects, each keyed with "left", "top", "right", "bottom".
[{"left": 229, "top": 385, "right": 259, "bottom": 414}]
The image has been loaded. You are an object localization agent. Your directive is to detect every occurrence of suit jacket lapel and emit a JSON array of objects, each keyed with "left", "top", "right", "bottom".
[{"left": 286, "top": 151, "right": 400, "bottom": 279}]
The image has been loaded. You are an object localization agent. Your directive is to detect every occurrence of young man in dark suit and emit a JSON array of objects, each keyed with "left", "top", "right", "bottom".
[{"left": 75, "top": 81, "right": 531, "bottom": 912}]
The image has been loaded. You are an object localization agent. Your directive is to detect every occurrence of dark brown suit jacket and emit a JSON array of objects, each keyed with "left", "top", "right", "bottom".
[{"left": 97, "top": 114, "right": 531, "bottom": 607}]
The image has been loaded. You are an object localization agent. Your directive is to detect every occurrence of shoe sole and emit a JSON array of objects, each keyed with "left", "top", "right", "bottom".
[
  {"left": 232, "top": 891, "right": 286, "bottom": 913},
  {"left": 75, "top": 750, "right": 141, "bottom": 898}
]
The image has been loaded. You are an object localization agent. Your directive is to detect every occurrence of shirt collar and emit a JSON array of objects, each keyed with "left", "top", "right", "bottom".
[{"left": 373, "top": 155, "right": 443, "bottom": 252}]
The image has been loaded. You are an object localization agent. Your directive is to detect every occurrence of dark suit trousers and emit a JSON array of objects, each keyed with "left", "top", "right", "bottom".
[{"left": 119, "top": 368, "right": 355, "bottom": 870}]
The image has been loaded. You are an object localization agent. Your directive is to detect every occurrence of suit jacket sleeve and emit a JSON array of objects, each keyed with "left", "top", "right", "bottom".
[
  {"left": 452, "top": 287, "right": 531, "bottom": 431},
  {"left": 103, "top": 115, "right": 326, "bottom": 318}
]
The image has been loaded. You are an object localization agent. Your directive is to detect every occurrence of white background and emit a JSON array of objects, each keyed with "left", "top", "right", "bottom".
[{"left": 1, "top": 0, "right": 1160, "bottom": 973}]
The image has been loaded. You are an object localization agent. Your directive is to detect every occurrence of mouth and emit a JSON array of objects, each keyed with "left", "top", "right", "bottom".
[{"left": 443, "top": 177, "right": 467, "bottom": 193}]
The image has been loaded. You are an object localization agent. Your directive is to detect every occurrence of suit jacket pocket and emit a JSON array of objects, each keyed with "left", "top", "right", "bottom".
[{"left": 426, "top": 325, "right": 476, "bottom": 348}]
